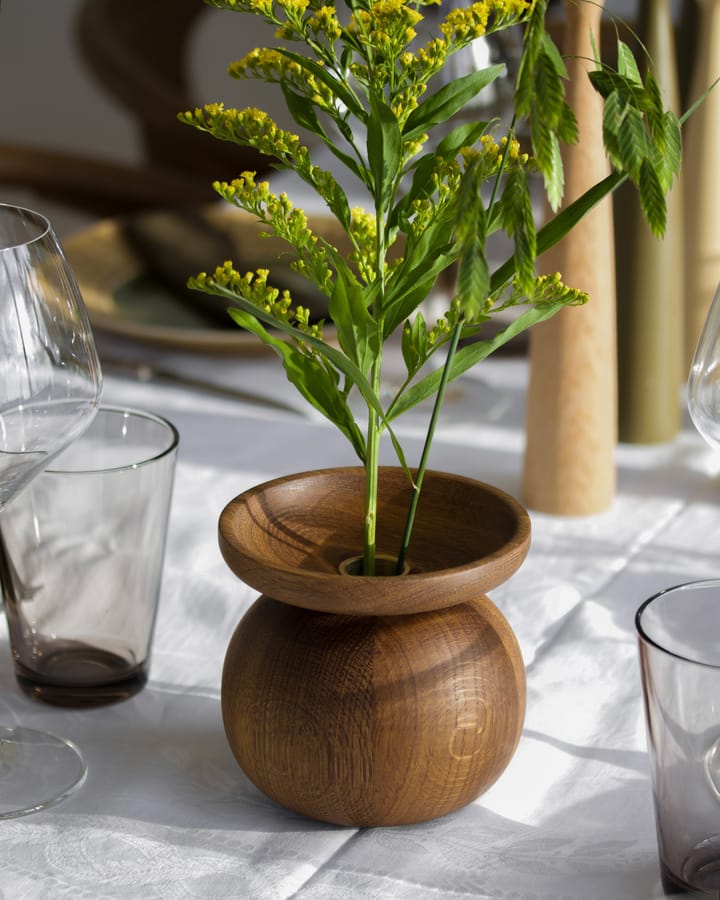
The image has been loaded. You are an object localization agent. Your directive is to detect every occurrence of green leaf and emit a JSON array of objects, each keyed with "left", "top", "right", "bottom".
[
  {"left": 556, "top": 100, "right": 579, "bottom": 145},
  {"left": 436, "top": 121, "right": 490, "bottom": 158},
  {"left": 455, "top": 228, "right": 490, "bottom": 321},
  {"left": 391, "top": 124, "right": 487, "bottom": 226},
  {"left": 281, "top": 84, "right": 367, "bottom": 188},
  {"left": 383, "top": 267, "right": 453, "bottom": 338},
  {"left": 530, "top": 110, "right": 552, "bottom": 170},
  {"left": 329, "top": 273, "right": 381, "bottom": 375},
  {"left": 389, "top": 301, "right": 571, "bottom": 419},
  {"left": 500, "top": 166, "right": 536, "bottom": 292},
  {"left": 644, "top": 70, "right": 665, "bottom": 140},
  {"left": 367, "top": 93, "right": 402, "bottom": 201},
  {"left": 403, "top": 65, "right": 505, "bottom": 141},
  {"left": 589, "top": 69, "right": 651, "bottom": 111},
  {"left": 661, "top": 111, "right": 682, "bottom": 180},
  {"left": 534, "top": 49, "right": 566, "bottom": 127},
  {"left": 195, "top": 277, "right": 389, "bottom": 425},
  {"left": 515, "top": 0, "right": 547, "bottom": 117},
  {"left": 523, "top": 29, "right": 577, "bottom": 191},
  {"left": 279, "top": 49, "right": 364, "bottom": 119},
  {"left": 453, "top": 164, "right": 490, "bottom": 319},
  {"left": 453, "top": 157, "right": 484, "bottom": 242},
  {"left": 320, "top": 238, "right": 369, "bottom": 301},
  {"left": 391, "top": 154, "right": 437, "bottom": 226},
  {"left": 227, "top": 308, "right": 367, "bottom": 460},
  {"left": 281, "top": 83, "right": 323, "bottom": 138},
  {"left": 401, "top": 312, "right": 429, "bottom": 378},
  {"left": 540, "top": 29, "right": 569, "bottom": 80},
  {"left": 490, "top": 170, "right": 626, "bottom": 293},
  {"left": 617, "top": 106, "right": 651, "bottom": 180},
  {"left": 322, "top": 175, "right": 353, "bottom": 233},
  {"left": 617, "top": 40, "right": 643, "bottom": 85},
  {"left": 538, "top": 126, "right": 564, "bottom": 211},
  {"left": 602, "top": 90, "right": 626, "bottom": 170},
  {"left": 383, "top": 208, "right": 459, "bottom": 334},
  {"left": 638, "top": 157, "right": 667, "bottom": 237}
]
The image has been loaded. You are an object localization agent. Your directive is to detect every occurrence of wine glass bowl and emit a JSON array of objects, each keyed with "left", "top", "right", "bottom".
[
  {"left": 0, "top": 205, "right": 101, "bottom": 505},
  {"left": 688, "top": 283, "right": 720, "bottom": 452},
  {"left": 0, "top": 203, "right": 102, "bottom": 818}
]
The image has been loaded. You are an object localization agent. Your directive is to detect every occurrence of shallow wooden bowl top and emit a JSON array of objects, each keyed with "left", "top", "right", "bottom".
[{"left": 218, "top": 467, "right": 531, "bottom": 615}]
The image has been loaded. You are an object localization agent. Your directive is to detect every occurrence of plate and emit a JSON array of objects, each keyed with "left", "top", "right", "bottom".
[{"left": 64, "top": 205, "right": 345, "bottom": 355}]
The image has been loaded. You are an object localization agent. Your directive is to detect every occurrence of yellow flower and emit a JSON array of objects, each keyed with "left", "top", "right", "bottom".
[
  {"left": 280, "top": 0, "right": 309, "bottom": 13},
  {"left": 248, "top": 0, "right": 273, "bottom": 15},
  {"left": 440, "top": 2, "right": 491, "bottom": 41},
  {"left": 307, "top": 6, "right": 342, "bottom": 41}
]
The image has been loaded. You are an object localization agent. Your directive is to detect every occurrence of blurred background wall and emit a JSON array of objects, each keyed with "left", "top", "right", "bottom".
[
  {"left": 0, "top": 1, "right": 141, "bottom": 164},
  {"left": 0, "top": 0, "right": 289, "bottom": 232}
]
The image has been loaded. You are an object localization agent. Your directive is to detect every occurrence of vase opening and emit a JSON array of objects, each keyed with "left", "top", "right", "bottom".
[{"left": 338, "top": 553, "right": 410, "bottom": 577}]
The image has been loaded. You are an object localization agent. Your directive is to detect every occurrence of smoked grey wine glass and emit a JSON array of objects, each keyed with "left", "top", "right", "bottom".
[{"left": 0, "top": 203, "right": 102, "bottom": 818}]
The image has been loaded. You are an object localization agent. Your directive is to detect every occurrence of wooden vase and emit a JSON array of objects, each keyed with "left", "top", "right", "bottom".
[
  {"left": 218, "top": 467, "right": 530, "bottom": 826},
  {"left": 522, "top": 0, "right": 617, "bottom": 514}
]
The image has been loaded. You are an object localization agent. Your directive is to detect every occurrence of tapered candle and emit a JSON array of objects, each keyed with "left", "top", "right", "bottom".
[
  {"left": 523, "top": 0, "right": 617, "bottom": 515},
  {"left": 616, "top": 0, "right": 684, "bottom": 444}
]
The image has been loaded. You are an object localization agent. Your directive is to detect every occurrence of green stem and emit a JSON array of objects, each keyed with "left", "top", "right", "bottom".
[
  {"left": 488, "top": 114, "right": 517, "bottom": 214},
  {"left": 363, "top": 348, "right": 382, "bottom": 576},
  {"left": 395, "top": 318, "right": 464, "bottom": 574},
  {"left": 363, "top": 172, "right": 389, "bottom": 576}
]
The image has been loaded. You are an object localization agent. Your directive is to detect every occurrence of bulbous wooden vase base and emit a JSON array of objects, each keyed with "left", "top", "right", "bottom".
[
  {"left": 222, "top": 592, "right": 525, "bottom": 827},
  {"left": 218, "top": 467, "right": 531, "bottom": 827}
]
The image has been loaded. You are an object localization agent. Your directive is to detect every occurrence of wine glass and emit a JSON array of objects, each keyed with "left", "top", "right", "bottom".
[
  {"left": 0, "top": 203, "right": 102, "bottom": 818},
  {"left": 688, "top": 283, "right": 720, "bottom": 452}
]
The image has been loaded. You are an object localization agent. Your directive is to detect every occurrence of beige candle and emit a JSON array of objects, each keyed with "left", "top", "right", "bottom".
[{"left": 522, "top": 0, "right": 617, "bottom": 515}]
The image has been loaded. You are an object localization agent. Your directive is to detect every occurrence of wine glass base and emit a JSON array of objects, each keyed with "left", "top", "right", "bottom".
[{"left": 0, "top": 726, "right": 87, "bottom": 819}]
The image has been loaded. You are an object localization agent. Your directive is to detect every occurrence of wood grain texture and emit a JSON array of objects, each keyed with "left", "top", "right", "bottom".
[
  {"left": 219, "top": 468, "right": 529, "bottom": 825},
  {"left": 218, "top": 467, "right": 531, "bottom": 616},
  {"left": 222, "top": 592, "right": 525, "bottom": 826},
  {"left": 522, "top": 0, "right": 617, "bottom": 514}
]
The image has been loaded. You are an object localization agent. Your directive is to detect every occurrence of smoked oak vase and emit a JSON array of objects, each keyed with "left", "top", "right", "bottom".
[{"left": 218, "top": 467, "right": 530, "bottom": 827}]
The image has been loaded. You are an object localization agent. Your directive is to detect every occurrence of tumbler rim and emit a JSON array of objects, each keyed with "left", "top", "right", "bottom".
[
  {"left": 45, "top": 405, "right": 179, "bottom": 475},
  {"left": 636, "top": 578, "right": 720, "bottom": 668}
]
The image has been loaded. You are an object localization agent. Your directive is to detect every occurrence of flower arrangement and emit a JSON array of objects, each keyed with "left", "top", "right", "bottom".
[{"left": 180, "top": 0, "right": 681, "bottom": 574}]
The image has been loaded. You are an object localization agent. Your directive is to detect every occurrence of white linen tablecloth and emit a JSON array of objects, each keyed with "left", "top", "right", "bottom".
[{"left": 1, "top": 351, "right": 717, "bottom": 899}]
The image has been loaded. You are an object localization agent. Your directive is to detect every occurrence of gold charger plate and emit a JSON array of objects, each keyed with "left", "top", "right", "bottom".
[{"left": 64, "top": 205, "right": 344, "bottom": 355}]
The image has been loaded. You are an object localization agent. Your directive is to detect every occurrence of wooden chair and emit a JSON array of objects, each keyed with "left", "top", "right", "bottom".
[
  {"left": 0, "top": 0, "right": 269, "bottom": 220},
  {"left": 73, "top": 0, "right": 268, "bottom": 189},
  {"left": 0, "top": 143, "right": 215, "bottom": 218}
]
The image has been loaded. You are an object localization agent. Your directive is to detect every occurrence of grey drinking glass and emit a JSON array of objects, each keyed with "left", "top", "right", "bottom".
[
  {"left": 0, "top": 204, "right": 102, "bottom": 818},
  {"left": 637, "top": 580, "right": 720, "bottom": 895},
  {"left": 1, "top": 407, "right": 178, "bottom": 707}
]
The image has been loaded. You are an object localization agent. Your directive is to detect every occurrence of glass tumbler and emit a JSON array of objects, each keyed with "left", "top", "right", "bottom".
[
  {"left": 637, "top": 580, "right": 720, "bottom": 895},
  {"left": 0, "top": 406, "right": 178, "bottom": 706}
]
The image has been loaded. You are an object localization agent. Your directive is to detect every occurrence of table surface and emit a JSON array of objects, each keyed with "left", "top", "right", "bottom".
[{"left": 1, "top": 335, "right": 717, "bottom": 899}]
